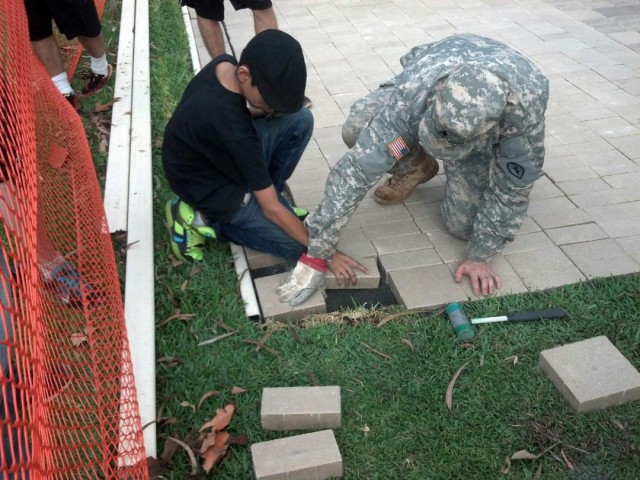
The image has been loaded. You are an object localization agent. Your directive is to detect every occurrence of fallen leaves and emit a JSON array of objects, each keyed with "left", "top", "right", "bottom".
[
  {"left": 376, "top": 306, "right": 441, "bottom": 328},
  {"left": 401, "top": 338, "right": 415, "bottom": 352},
  {"left": 504, "top": 355, "right": 518, "bottom": 365},
  {"left": 198, "top": 403, "right": 239, "bottom": 473},
  {"left": 360, "top": 342, "right": 391, "bottom": 360},
  {"left": 152, "top": 401, "right": 246, "bottom": 477},
  {"left": 197, "top": 331, "right": 236, "bottom": 347},
  {"left": 502, "top": 442, "right": 561, "bottom": 474},
  {"left": 156, "top": 311, "right": 196, "bottom": 328},
  {"left": 445, "top": 361, "right": 471, "bottom": 410},
  {"left": 199, "top": 403, "right": 235, "bottom": 432}
]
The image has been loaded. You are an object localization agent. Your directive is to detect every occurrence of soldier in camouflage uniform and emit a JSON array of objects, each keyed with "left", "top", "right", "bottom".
[{"left": 277, "top": 33, "right": 549, "bottom": 306}]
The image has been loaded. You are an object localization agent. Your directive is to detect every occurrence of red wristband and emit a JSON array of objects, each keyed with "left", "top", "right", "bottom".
[{"left": 299, "top": 253, "right": 327, "bottom": 273}]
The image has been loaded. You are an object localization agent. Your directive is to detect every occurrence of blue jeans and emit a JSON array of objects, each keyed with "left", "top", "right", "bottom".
[{"left": 212, "top": 108, "right": 313, "bottom": 260}]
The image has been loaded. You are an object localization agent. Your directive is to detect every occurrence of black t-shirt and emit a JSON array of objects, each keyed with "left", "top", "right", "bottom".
[{"left": 162, "top": 55, "right": 272, "bottom": 223}]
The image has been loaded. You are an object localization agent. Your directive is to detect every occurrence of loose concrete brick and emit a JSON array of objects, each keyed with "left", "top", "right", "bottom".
[
  {"left": 388, "top": 264, "right": 467, "bottom": 309},
  {"left": 261, "top": 386, "right": 341, "bottom": 431},
  {"left": 255, "top": 273, "right": 326, "bottom": 322},
  {"left": 561, "top": 239, "right": 640, "bottom": 278},
  {"left": 353, "top": 204, "right": 412, "bottom": 227},
  {"left": 545, "top": 223, "right": 609, "bottom": 245},
  {"left": 245, "top": 248, "right": 289, "bottom": 270},
  {"left": 539, "top": 336, "right": 640, "bottom": 412},
  {"left": 372, "top": 232, "right": 432, "bottom": 255},
  {"left": 378, "top": 248, "right": 442, "bottom": 282},
  {"left": 252, "top": 430, "right": 343, "bottom": 480},
  {"left": 505, "top": 246, "right": 585, "bottom": 290},
  {"left": 360, "top": 218, "right": 420, "bottom": 239},
  {"left": 325, "top": 257, "right": 379, "bottom": 290}
]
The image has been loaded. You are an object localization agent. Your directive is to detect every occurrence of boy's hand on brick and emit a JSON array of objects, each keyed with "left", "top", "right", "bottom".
[
  {"left": 276, "top": 253, "right": 326, "bottom": 306},
  {"left": 328, "top": 251, "right": 369, "bottom": 286}
]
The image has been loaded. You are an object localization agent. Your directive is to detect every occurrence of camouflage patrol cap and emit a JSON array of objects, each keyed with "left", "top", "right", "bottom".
[{"left": 420, "top": 65, "right": 507, "bottom": 161}]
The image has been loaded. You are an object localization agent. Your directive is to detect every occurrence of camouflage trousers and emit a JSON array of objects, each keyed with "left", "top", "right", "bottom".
[{"left": 306, "top": 85, "right": 500, "bottom": 260}]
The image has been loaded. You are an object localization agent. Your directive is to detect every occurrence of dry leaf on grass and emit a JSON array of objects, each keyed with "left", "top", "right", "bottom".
[
  {"left": 99, "top": 136, "right": 109, "bottom": 153},
  {"left": 505, "top": 355, "right": 518, "bottom": 365},
  {"left": 612, "top": 419, "right": 625, "bottom": 430},
  {"left": 445, "top": 360, "right": 471, "bottom": 410},
  {"left": 141, "top": 417, "right": 176, "bottom": 431},
  {"left": 157, "top": 356, "right": 181, "bottom": 368},
  {"left": 500, "top": 456, "right": 511, "bottom": 474},
  {"left": 93, "top": 97, "right": 120, "bottom": 112},
  {"left": 231, "top": 386, "right": 247, "bottom": 395},
  {"left": 201, "top": 431, "right": 230, "bottom": 473},
  {"left": 197, "top": 331, "right": 236, "bottom": 347},
  {"left": 561, "top": 450, "right": 574, "bottom": 470},
  {"left": 196, "top": 404, "right": 239, "bottom": 474},
  {"left": 217, "top": 321, "right": 236, "bottom": 332},
  {"left": 200, "top": 431, "right": 218, "bottom": 454},
  {"left": 511, "top": 450, "right": 538, "bottom": 460},
  {"left": 168, "top": 255, "right": 183, "bottom": 267},
  {"left": 147, "top": 456, "right": 168, "bottom": 479},
  {"left": 511, "top": 442, "right": 559, "bottom": 462},
  {"left": 157, "top": 312, "right": 196, "bottom": 328},
  {"left": 160, "top": 438, "right": 180, "bottom": 464},
  {"left": 534, "top": 462, "right": 543, "bottom": 479},
  {"left": 197, "top": 390, "right": 221, "bottom": 410},
  {"left": 200, "top": 404, "right": 235, "bottom": 432},
  {"left": 377, "top": 307, "right": 436, "bottom": 328},
  {"left": 401, "top": 339, "right": 415, "bottom": 351},
  {"left": 167, "top": 437, "right": 198, "bottom": 476},
  {"left": 360, "top": 342, "right": 391, "bottom": 360},
  {"left": 180, "top": 401, "right": 196, "bottom": 411}
]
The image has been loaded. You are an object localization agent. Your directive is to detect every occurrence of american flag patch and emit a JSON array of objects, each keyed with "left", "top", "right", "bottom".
[{"left": 386, "top": 136, "right": 411, "bottom": 161}]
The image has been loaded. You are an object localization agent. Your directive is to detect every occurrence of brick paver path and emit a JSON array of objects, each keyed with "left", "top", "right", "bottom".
[{"left": 185, "top": 0, "right": 640, "bottom": 314}]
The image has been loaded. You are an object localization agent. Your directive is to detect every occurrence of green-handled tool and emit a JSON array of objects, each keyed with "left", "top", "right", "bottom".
[{"left": 471, "top": 307, "right": 567, "bottom": 324}]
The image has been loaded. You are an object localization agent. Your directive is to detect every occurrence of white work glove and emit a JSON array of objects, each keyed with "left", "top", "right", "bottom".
[{"left": 276, "top": 253, "right": 327, "bottom": 307}]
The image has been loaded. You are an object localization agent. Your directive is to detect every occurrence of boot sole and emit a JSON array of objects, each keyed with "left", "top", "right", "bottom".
[{"left": 374, "top": 160, "right": 440, "bottom": 205}]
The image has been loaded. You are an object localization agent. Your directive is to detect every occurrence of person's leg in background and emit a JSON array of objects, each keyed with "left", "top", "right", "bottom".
[
  {"left": 24, "top": 0, "right": 112, "bottom": 109},
  {"left": 182, "top": 0, "right": 227, "bottom": 58},
  {"left": 250, "top": 5, "right": 277, "bottom": 32}
]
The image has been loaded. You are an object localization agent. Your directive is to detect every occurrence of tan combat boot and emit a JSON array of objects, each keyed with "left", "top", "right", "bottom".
[{"left": 374, "top": 153, "right": 439, "bottom": 205}]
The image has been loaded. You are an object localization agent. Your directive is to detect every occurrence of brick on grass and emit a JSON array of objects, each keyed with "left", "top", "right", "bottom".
[
  {"left": 254, "top": 272, "right": 326, "bottom": 322},
  {"left": 252, "top": 429, "right": 343, "bottom": 480},
  {"left": 261, "top": 386, "right": 341, "bottom": 431},
  {"left": 539, "top": 336, "right": 640, "bottom": 412}
]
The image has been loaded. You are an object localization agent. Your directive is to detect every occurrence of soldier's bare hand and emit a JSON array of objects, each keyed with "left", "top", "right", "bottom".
[
  {"left": 454, "top": 260, "right": 502, "bottom": 296},
  {"left": 328, "top": 251, "right": 369, "bottom": 286}
]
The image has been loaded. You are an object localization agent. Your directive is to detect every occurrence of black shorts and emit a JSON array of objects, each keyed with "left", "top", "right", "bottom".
[
  {"left": 180, "top": 0, "right": 273, "bottom": 21},
  {"left": 24, "top": 0, "right": 102, "bottom": 42}
]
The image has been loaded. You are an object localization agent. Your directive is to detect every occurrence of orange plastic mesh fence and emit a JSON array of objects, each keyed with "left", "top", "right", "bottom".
[{"left": 1, "top": 2, "right": 148, "bottom": 479}]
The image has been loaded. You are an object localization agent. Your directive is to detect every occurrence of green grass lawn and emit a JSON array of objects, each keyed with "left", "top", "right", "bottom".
[{"left": 144, "top": 1, "right": 640, "bottom": 478}]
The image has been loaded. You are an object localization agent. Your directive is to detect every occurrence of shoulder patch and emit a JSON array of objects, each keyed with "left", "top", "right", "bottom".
[
  {"left": 386, "top": 136, "right": 411, "bottom": 161},
  {"left": 507, "top": 162, "right": 525, "bottom": 179}
]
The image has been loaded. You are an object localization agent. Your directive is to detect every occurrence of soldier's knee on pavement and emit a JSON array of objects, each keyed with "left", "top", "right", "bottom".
[
  {"left": 441, "top": 207, "right": 473, "bottom": 241},
  {"left": 341, "top": 122, "right": 359, "bottom": 148}
]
